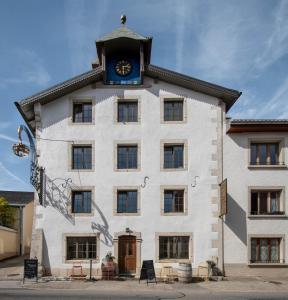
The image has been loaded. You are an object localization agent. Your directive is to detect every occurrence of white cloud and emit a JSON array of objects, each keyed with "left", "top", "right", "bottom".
[
  {"left": 254, "top": 0, "right": 288, "bottom": 70},
  {"left": 0, "top": 161, "right": 30, "bottom": 189},
  {"left": 0, "top": 133, "right": 18, "bottom": 143},
  {"left": 256, "top": 75, "right": 288, "bottom": 118},
  {"left": 175, "top": 1, "right": 187, "bottom": 72},
  {"left": 0, "top": 49, "right": 50, "bottom": 89}
]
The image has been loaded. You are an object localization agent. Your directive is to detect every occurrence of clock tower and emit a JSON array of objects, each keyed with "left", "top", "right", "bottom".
[{"left": 95, "top": 15, "right": 152, "bottom": 85}]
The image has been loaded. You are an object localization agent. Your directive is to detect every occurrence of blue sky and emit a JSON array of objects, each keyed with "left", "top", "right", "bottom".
[{"left": 0, "top": 0, "right": 288, "bottom": 191}]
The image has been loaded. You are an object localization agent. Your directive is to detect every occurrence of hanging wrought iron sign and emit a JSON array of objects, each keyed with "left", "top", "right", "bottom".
[{"left": 12, "top": 125, "right": 45, "bottom": 205}]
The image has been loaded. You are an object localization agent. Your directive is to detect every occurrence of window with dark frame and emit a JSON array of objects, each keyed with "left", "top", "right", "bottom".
[
  {"left": 73, "top": 103, "right": 92, "bottom": 123},
  {"left": 159, "top": 236, "right": 189, "bottom": 260},
  {"left": 164, "top": 190, "right": 184, "bottom": 213},
  {"left": 117, "top": 145, "right": 138, "bottom": 169},
  {"left": 72, "top": 191, "right": 92, "bottom": 213},
  {"left": 164, "top": 144, "right": 184, "bottom": 169},
  {"left": 117, "top": 190, "right": 138, "bottom": 213},
  {"left": 251, "top": 238, "right": 281, "bottom": 263},
  {"left": 251, "top": 190, "right": 283, "bottom": 215},
  {"left": 118, "top": 100, "right": 138, "bottom": 122},
  {"left": 164, "top": 100, "right": 183, "bottom": 121},
  {"left": 72, "top": 146, "right": 92, "bottom": 169},
  {"left": 250, "top": 142, "right": 280, "bottom": 165},
  {"left": 66, "top": 236, "right": 97, "bottom": 260}
]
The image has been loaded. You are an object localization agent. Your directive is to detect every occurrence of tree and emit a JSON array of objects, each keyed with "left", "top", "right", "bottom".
[{"left": 0, "top": 197, "right": 17, "bottom": 229}]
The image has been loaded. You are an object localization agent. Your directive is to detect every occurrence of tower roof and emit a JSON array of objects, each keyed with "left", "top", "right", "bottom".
[
  {"left": 95, "top": 25, "right": 153, "bottom": 65},
  {"left": 96, "top": 26, "right": 150, "bottom": 42}
]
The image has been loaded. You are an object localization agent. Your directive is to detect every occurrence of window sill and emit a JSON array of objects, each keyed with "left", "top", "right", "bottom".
[
  {"left": 161, "top": 167, "right": 187, "bottom": 172},
  {"left": 69, "top": 169, "right": 94, "bottom": 172},
  {"left": 248, "top": 263, "right": 287, "bottom": 267},
  {"left": 73, "top": 213, "right": 94, "bottom": 217},
  {"left": 65, "top": 258, "right": 99, "bottom": 264},
  {"left": 248, "top": 215, "right": 288, "bottom": 219},
  {"left": 70, "top": 122, "right": 95, "bottom": 125},
  {"left": 248, "top": 165, "right": 287, "bottom": 170},
  {"left": 115, "top": 168, "right": 141, "bottom": 172},
  {"left": 115, "top": 122, "right": 140, "bottom": 125},
  {"left": 161, "top": 212, "right": 188, "bottom": 216},
  {"left": 161, "top": 120, "right": 187, "bottom": 124},
  {"left": 156, "top": 259, "right": 191, "bottom": 263},
  {"left": 113, "top": 212, "right": 141, "bottom": 216}
]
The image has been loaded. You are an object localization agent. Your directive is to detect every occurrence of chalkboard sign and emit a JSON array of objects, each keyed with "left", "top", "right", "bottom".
[
  {"left": 24, "top": 259, "right": 38, "bottom": 282},
  {"left": 139, "top": 260, "right": 157, "bottom": 285}
]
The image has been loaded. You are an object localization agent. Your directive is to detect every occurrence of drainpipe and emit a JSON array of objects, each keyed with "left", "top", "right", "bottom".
[
  {"left": 221, "top": 106, "right": 225, "bottom": 276},
  {"left": 19, "top": 206, "right": 23, "bottom": 256}
]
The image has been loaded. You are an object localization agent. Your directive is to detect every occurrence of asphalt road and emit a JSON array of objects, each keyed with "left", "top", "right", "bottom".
[{"left": 1, "top": 288, "right": 288, "bottom": 300}]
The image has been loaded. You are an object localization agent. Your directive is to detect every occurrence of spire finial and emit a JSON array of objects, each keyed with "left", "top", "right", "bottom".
[{"left": 120, "top": 14, "right": 126, "bottom": 25}]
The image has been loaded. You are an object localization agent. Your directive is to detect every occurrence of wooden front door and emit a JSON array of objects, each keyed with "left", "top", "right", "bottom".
[{"left": 118, "top": 235, "right": 136, "bottom": 274}]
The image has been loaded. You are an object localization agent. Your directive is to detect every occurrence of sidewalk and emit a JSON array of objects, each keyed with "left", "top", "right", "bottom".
[
  {"left": 0, "top": 276, "right": 288, "bottom": 294},
  {"left": 0, "top": 255, "right": 27, "bottom": 281}
]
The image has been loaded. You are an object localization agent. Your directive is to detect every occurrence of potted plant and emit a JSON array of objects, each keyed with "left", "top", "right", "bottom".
[{"left": 101, "top": 251, "right": 116, "bottom": 280}]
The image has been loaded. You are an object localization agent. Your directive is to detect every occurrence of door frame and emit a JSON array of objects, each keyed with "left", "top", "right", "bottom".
[{"left": 113, "top": 231, "right": 142, "bottom": 276}]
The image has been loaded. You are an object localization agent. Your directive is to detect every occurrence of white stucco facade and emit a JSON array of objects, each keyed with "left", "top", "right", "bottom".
[
  {"left": 224, "top": 126, "right": 288, "bottom": 276},
  {"left": 32, "top": 76, "right": 225, "bottom": 277}
]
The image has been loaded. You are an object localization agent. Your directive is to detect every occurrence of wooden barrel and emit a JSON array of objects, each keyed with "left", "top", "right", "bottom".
[{"left": 177, "top": 263, "right": 192, "bottom": 283}]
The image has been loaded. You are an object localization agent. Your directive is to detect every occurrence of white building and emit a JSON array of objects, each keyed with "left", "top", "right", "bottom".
[{"left": 15, "top": 22, "right": 288, "bottom": 278}]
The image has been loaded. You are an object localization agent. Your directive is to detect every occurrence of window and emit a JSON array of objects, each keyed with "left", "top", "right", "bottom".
[
  {"left": 164, "top": 190, "right": 184, "bottom": 213},
  {"left": 159, "top": 236, "right": 189, "bottom": 260},
  {"left": 164, "top": 100, "right": 183, "bottom": 121},
  {"left": 117, "top": 145, "right": 138, "bottom": 169},
  {"left": 72, "top": 191, "right": 92, "bottom": 213},
  {"left": 117, "top": 190, "right": 138, "bottom": 213},
  {"left": 251, "top": 238, "right": 282, "bottom": 263},
  {"left": 250, "top": 143, "right": 280, "bottom": 165},
  {"left": 164, "top": 144, "right": 184, "bottom": 169},
  {"left": 250, "top": 190, "right": 284, "bottom": 215},
  {"left": 66, "top": 236, "right": 97, "bottom": 260},
  {"left": 72, "top": 146, "right": 92, "bottom": 169},
  {"left": 73, "top": 103, "right": 92, "bottom": 123},
  {"left": 118, "top": 100, "right": 138, "bottom": 122}
]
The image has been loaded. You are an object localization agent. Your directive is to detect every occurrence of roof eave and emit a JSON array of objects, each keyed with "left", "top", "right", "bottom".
[{"left": 14, "top": 101, "right": 36, "bottom": 137}]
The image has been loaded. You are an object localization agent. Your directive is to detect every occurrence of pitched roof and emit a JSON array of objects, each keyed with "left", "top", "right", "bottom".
[
  {"left": 227, "top": 119, "right": 288, "bottom": 133},
  {"left": 96, "top": 26, "right": 149, "bottom": 42},
  {"left": 15, "top": 65, "right": 241, "bottom": 135},
  {"left": 0, "top": 190, "right": 34, "bottom": 206}
]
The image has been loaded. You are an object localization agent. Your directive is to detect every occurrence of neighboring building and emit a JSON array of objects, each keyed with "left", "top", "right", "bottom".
[
  {"left": 224, "top": 120, "right": 288, "bottom": 276},
  {"left": 14, "top": 21, "right": 288, "bottom": 278},
  {"left": 0, "top": 191, "right": 34, "bottom": 260}
]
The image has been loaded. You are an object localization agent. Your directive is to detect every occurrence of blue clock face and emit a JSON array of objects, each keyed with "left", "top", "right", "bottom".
[{"left": 106, "top": 56, "right": 141, "bottom": 85}]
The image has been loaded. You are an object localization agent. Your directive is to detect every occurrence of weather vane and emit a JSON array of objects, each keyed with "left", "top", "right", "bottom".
[{"left": 121, "top": 14, "right": 126, "bottom": 25}]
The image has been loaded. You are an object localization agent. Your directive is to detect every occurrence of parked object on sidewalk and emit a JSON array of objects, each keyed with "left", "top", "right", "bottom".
[
  {"left": 70, "top": 262, "right": 86, "bottom": 280},
  {"left": 101, "top": 252, "right": 116, "bottom": 280},
  {"left": 160, "top": 266, "right": 176, "bottom": 283},
  {"left": 23, "top": 258, "right": 38, "bottom": 283},
  {"left": 177, "top": 263, "right": 192, "bottom": 283},
  {"left": 139, "top": 260, "right": 157, "bottom": 285}
]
